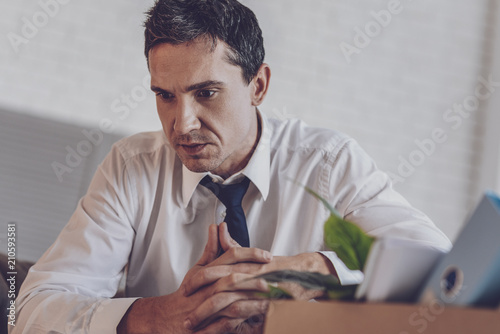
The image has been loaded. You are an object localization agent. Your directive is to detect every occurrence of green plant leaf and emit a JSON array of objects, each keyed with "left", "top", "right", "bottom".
[
  {"left": 323, "top": 213, "right": 375, "bottom": 271},
  {"left": 256, "top": 181, "right": 377, "bottom": 302},
  {"left": 298, "top": 184, "right": 375, "bottom": 271},
  {"left": 255, "top": 270, "right": 340, "bottom": 291}
]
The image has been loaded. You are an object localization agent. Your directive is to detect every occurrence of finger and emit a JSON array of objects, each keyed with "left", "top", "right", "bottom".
[
  {"left": 219, "top": 222, "right": 240, "bottom": 251},
  {"left": 185, "top": 251, "right": 271, "bottom": 296},
  {"left": 186, "top": 265, "right": 262, "bottom": 297},
  {"left": 186, "top": 292, "right": 269, "bottom": 331},
  {"left": 220, "top": 299, "right": 269, "bottom": 323},
  {"left": 211, "top": 247, "right": 272, "bottom": 267},
  {"left": 214, "top": 274, "right": 269, "bottom": 294},
  {"left": 197, "top": 224, "right": 220, "bottom": 266},
  {"left": 185, "top": 292, "right": 249, "bottom": 330},
  {"left": 184, "top": 265, "right": 231, "bottom": 296}
]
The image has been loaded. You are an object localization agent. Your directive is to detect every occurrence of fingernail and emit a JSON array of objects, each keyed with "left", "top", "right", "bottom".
[
  {"left": 264, "top": 251, "right": 273, "bottom": 261},
  {"left": 184, "top": 319, "right": 192, "bottom": 330}
]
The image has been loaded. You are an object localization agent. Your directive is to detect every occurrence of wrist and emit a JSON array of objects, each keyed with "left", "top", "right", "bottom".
[
  {"left": 116, "top": 298, "right": 152, "bottom": 334},
  {"left": 279, "top": 253, "right": 337, "bottom": 300}
]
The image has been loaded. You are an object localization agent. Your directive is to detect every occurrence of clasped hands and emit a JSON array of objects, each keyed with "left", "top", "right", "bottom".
[{"left": 118, "top": 223, "right": 333, "bottom": 334}]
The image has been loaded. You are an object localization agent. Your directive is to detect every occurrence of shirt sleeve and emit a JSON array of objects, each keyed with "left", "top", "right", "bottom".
[
  {"left": 318, "top": 251, "right": 364, "bottom": 285},
  {"left": 12, "top": 145, "right": 138, "bottom": 334},
  {"left": 320, "top": 139, "right": 452, "bottom": 284}
]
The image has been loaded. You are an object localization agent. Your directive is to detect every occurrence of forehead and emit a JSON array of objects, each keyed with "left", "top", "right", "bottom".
[{"left": 149, "top": 39, "right": 242, "bottom": 88}]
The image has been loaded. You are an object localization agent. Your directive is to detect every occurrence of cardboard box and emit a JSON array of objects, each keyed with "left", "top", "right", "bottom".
[{"left": 264, "top": 300, "right": 500, "bottom": 334}]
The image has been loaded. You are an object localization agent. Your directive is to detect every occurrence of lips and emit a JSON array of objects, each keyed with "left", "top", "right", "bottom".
[{"left": 179, "top": 143, "right": 207, "bottom": 155}]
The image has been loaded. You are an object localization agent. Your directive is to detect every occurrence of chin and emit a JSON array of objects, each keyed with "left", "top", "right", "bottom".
[{"left": 181, "top": 157, "right": 220, "bottom": 173}]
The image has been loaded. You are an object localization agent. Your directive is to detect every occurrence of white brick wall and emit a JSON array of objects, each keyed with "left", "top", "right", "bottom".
[
  {"left": 1, "top": 0, "right": 499, "bottom": 251},
  {"left": 0, "top": 0, "right": 158, "bottom": 133},
  {"left": 248, "top": 0, "right": 499, "bottom": 240}
]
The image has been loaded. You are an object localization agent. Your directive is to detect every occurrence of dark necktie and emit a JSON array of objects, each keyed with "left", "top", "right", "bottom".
[{"left": 200, "top": 175, "right": 251, "bottom": 247}]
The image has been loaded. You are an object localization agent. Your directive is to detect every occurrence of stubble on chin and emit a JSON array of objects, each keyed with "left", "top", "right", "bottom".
[{"left": 177, "top": 148, "right": 223, "bottom": 173}]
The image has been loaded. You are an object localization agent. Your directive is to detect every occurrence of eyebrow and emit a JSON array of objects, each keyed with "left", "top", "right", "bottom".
[{"left": 151, "top": 80, "right": 225, "bottom": 94}]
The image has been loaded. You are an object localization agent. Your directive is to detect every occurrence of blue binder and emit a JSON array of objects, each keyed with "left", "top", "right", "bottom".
[{"left": 418, "top": 191, "right": 500, "bottom": 308}]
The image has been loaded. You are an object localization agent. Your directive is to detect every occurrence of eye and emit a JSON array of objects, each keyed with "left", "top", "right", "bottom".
[
  {"left": 197, "top": 90, "right": 216, "bottom": 98},
  {"left": 156, "top": 92, "right": 174, "bottom": 101}
]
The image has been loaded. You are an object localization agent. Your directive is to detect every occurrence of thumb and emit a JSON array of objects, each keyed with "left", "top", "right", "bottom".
[
  {"left": 197, "top": 224, "right": 220, "bottom": 266},
  {"left": 219, "top": 222, "right": 241, "bottom": 251}
]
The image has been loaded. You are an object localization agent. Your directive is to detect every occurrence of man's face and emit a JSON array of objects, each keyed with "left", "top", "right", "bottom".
[{"left": 149, "top": 39, "right": 260, "bottom": 178}]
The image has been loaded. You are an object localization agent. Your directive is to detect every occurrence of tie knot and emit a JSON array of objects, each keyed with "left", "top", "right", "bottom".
[{"left": 200, "top": 175, "right": 250, "bottom": 208}]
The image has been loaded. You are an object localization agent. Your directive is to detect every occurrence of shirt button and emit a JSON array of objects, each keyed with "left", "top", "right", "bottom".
[{"left": 221, "top": 211, "right": 226, "bottom": 219}]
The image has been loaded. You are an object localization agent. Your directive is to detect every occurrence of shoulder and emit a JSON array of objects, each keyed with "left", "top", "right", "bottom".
[
  {"left": 102, "top": 130, "right": 175, "bottom": 176},
  {"left": 266, "top": 117, "right": 355, "bottom": 157},
  {"left": 112, "top": 130, "right": 172, "bottom": 161}
]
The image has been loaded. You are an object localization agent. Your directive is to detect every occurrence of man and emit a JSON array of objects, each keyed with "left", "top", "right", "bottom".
[{"left": 13, "top": 0, "right": 451, "bottom": 333}]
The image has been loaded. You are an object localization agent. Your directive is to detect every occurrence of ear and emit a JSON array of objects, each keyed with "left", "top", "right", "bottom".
[{"left": 250, "top": 63, "right": 271, "bottom": 106}]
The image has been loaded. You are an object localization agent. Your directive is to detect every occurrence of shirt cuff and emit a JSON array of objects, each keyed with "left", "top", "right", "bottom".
[
  {"left": 90, "top": 297, "right": 139, "bottom": 334},
  {"left": 317, "top": 251, "right": 364, "bottom": 285}
]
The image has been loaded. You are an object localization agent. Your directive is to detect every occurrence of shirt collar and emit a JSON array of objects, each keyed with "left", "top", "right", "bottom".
[{"left": 181, "top": 110, "right": 271, "bottom": 208}]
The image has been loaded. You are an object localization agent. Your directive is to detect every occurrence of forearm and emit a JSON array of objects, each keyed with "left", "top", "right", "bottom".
[
  {"left": 116, "top": 292, "right": 191, "bottom": 334},
  {"left": 12, "top": 289, "right": 136, "bottom": 334}
]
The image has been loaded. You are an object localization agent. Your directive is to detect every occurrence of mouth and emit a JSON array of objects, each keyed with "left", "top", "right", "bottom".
[{"left": 178, "top": 143, "right": 208, "bottom": 155}]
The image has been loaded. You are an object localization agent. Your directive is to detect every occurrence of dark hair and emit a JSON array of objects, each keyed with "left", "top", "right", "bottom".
[{"left": 144, "top": 0, "right": 265, "bottom": 84}]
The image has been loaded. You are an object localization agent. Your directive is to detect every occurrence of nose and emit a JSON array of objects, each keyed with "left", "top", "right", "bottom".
[{"left": 173, "top": 99, "right": 201, "bottom": 135}]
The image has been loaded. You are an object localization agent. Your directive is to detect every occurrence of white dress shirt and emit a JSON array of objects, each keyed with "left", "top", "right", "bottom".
[{"left": 13, "top": 112, "right": 451, "bottom": 333}]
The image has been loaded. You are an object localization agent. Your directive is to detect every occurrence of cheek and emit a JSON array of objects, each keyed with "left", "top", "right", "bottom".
[
  {"left": 217, "top": 96, "right": 253, "bottom": 139},
  {"left": 218, "top": 115, "right": 252, "bottom": 148},
  {"left": 157, "top": 106, "right": 175, "bottom": 134}
]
